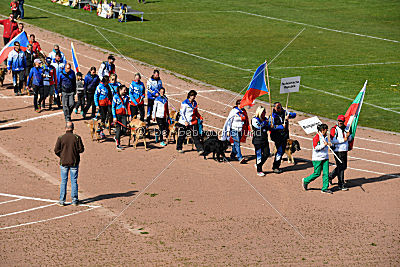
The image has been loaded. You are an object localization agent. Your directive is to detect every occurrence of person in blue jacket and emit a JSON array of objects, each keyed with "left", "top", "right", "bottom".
[
  {"left": 58, "top": 63, "right": 76, "bottom": 122},
  {"left": 7, "top": 41, "right": 26, "bottom": 96},
  {"left": 269, "top": 102, "right": 296, "bottom": 173},
  {"left": 112, "top": 85, "right": 129, "bottom": 150},
  {"left": 94, "top": 76, "right": 112, "bottom": 138},
  {"left": 129, "top": 72, "right": 145, "bottom": 121},
  {"left": 82, "top": 67, "right": 100, "bottom": 118},
  {"left": 146, "top": 69, "right": 162, "bottom": 125},
  {"left": 27, "top": 59, "right": 44, "bottom": 112}
]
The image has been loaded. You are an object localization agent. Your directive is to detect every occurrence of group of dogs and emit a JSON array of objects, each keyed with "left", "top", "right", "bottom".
[{"left": 84, "top": 109, "right": 301, "bottom": 164}]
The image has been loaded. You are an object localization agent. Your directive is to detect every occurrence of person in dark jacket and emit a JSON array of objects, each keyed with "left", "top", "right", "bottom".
[
  {"left": 58, "top": 63, "right": 76, "bottom": 121},
  {"left": 54, "top": 122, "right": 84, "bottom": 206},
  {"left": 269, "top": 102, "right": 296, "bottom": 173},
  {"left": 27, "top": 59, "right": 44, "bottom": 112},
  {"left": 82, "top": 67, "right": 100, "bottom": 118},
  {"left": 24, "top": 44, "right": 34, "bottom": 91},
  {"left": 251, "top": 106, "right": 272, "bottom": 176}
]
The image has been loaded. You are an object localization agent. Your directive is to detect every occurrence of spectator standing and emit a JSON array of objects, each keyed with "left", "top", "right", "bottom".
[
  {"left": 146, "top": 69, "right": 162, "bottom": 125},
  {"left": 329, "top": 115, "right": 352, "bottom": 191},
  {"left": 7, "top": 41, "right": 26, "bottom": 96},
  {"left": 302, "top": 124, "right": 333, "bottom": 194},
  {"left": 251, "top": 106, "right": 272, "bottom": 176},
  {"left": 82, "top": 67, "right": 100, "bottom": 118},
  {"left": 43, "top": 57, "right": 58, "bottom": 110},
  {"left": 19, "top": 0, "right": 24, "bottom": 19},
  {"left": 58, "top": 63, "right": 76, "bottom": 121},
  {"left": 27, "top": 58, "right": 44, "bottom": 112},
  {"left": 54, "top": 122, "right": 84, "bottom": 206},
  {"left": 48, "top": 44, "right": 67, "bottom": 64},
  {"left": 98, "top": 55, "right": 115, "bottom": 80},
  {"left": 176, "top": 90, "right": 204, "bottom": 154},
  {"left": 10, "top": 22, "right": 24, "bottom": 40},
  {"left": 270, "top": 102, "right": 296, "bottom": 173},
  {"left": 0, "top": 14, "right": 18, "bottom": 45},
  {"left": 152, "top": 87, "right": 170, "bottom": 146},
  {"left": 129, "top": 72, "right": 145, "bottom": 121},
  {"left": 10, "top": 0, "right": 19, "bottom": 20}
]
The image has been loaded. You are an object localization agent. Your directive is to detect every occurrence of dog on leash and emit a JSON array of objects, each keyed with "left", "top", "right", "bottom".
[
  {"left": 128, "top": 118, "right": 147, "bottom": 150},
  {"left": 85, "top": 118, "right": 102, "bottom": 142},
  {"left": 272, "top": 139, "right": 301, "bottom": 164},
  {"left": 203, "top": 138, "right": 230, "bottom": 162},
  {"left": 0, "top": 66, "right": 7, "bottom": 87},
  {"left": 167, "top": 110, "right": 179, "bottom": 143}
]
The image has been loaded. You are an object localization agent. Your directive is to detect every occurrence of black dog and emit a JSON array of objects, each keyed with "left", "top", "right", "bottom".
[{"left": 203, "top": 139, "right": 230, "bottom": 162}]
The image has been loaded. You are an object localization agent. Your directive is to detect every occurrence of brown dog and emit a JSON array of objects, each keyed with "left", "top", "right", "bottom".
[
  {"left": 85, "top": 118, "right": 102, "bottom": 142},
  {"left": 167, "top": 110, "right": 179, "bottom": 143},
  {"left": 0, "top": 66, "right": 7, "bottom": 87},
  {"left": 272, "top": 139, "right": 301, "bottom": 164},
  {"left": 128, "top": 118, "right": 147, "bottom": 150}
]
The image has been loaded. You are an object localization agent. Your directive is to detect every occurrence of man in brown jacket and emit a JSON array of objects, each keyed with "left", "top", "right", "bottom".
[{"left": 54, "top": 122, "right": 84, "bottom": 206}]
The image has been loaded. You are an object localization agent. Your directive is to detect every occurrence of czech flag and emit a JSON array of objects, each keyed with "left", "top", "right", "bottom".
[
  {"left": 0, "top": 31, "right": 29, "bottom": 63},
  {"left": 344, "top": 80, "right": 367, "bottom": 150},
  {"left": 71, "top": 42, "right": 80, "bottom": 73},
  {"left": 240, "top": 62, "right": 268, "bottom": 108}
]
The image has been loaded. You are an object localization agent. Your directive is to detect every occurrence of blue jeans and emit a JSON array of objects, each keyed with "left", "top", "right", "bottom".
[
  {"left": 19, "top": 1, "right": 24, "bottom": 19},
  {"left": 230, "top": 130, "right": 243, "bottom": 161},
  {"left": 59, "top": 165, "right": 79, "bottom": 204}
]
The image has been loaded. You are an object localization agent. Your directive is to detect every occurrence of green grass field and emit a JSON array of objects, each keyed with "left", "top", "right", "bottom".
[{"left": 2, "top": 0, "right": 399, "bottom": 131}]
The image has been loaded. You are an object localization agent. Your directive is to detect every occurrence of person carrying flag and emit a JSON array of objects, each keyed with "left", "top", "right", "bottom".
[
  {"left": 270, "top": 102, "right": 296, "bottom": 173},
  {"left": 302, "top": 124, "right": 333, "bottom": 194},
  {"left": 0, "top": 13, "right": 17, "bottom": 45},
  {"left": 129, "top": 72, "right": 145, "bottom": 121},
  {"left": 7, "top": 41, "right": 26, "bottom": 96},
  {"left": 328, "top": 115, "right": 352, "bottom": 191},
  {"left": 10, "top": 22, "right": 24, "bottom": 40},
  {"left": 112, "top": 85, "right": 130, "bottom": 150},
  {"left": 222, "top": 99, "right": 249, "bottom": 164}
]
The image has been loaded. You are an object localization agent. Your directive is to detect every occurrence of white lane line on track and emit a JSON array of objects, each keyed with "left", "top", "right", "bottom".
[
  {"left": 24, "top": 4, "right": 400, "bottom": 114},
  {"left": 235, "top": 10, "right": 400, "bottom": 44},
  {"left": 0, "top": 203, "right": 56, "bottom": 218},
  {"left": 0, "top": 193, "right": 100, "bottom": 208},
  {"left": 0, "top": 207, "right": 98, "bottom": 231},
  {"left": 0, "top": 111, "right": 63, "bottom": 128},
  {"left": 0, "top": 198, "right": 22, "bottom": 205},
  {"left": 270, "top": 62, "right": 400, "bottom": 69}
]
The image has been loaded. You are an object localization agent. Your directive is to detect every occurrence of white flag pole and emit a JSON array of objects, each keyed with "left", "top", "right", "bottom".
[{"left": 318, "top": 132, "right": 342, "bottom": 164}]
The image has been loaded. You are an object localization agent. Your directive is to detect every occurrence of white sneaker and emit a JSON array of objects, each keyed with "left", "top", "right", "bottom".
[{"left": 257, "top": 172, "right": 265, "bottom": 177}]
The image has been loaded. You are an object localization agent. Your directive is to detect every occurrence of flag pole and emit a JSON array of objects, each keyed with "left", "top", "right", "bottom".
[
  {"left": 283, "top": 92, "right": 290, "bottom": 127},
  {"left": 317, "top": 132, "right": 342, "bottom": 164},
  {"left": 265, "top": 60, "right": 273, "bottom": 127}
]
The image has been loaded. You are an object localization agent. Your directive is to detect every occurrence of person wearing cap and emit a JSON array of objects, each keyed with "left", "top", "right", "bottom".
[
  {"left": 27, "top": 58, "right": 44, "bottom": 112},
  {"left": 43, "top": 57, "right": 58, "bottom": 110},
  {"left": 7, "top": 41, "right": 26, "bottom": 96},
  {"left": 98, "top": 55, "right": 116, "bottom": 80},
  {"left": 329, "top": 115, "right": 352, "bottom": 191},
  {"left": 48, "top": 44, "right": 67, "bottom": 64},
  {"left": 54, "top": 121, "right": 84, "bottom": 206},
  {"left": 58, "top": 63, "right": 76, "bottom": 121}
]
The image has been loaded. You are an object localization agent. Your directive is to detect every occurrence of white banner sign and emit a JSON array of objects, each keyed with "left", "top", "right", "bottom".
[
  {"left": 298, "top": 116, "right": 322, "bottom": 134},
  {"left": 280, "top": 76, "right": 301, "bottom": 94}
]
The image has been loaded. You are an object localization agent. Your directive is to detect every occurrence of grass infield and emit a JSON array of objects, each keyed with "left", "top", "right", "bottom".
[{"left": 2, "top": 0, "right": 399, "bottom": 132}]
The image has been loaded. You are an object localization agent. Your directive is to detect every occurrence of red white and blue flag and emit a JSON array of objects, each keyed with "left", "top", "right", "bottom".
[
  {"left": 71, "top": 42, "right": 80, "bottom": 73},
  {"left": 240, "top": 62, "right": 268, "bottom": 108},
  {"left": 0, "top": 31, "right": 29, "bottom": 63}
]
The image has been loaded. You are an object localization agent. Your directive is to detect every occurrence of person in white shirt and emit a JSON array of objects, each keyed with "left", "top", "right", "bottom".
[
  {"left": 302, "top": 124, "right": 333, "bottom": 194},
  {"left": 152, "top": 88, "right": 170, "bottom": 147}
]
